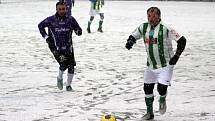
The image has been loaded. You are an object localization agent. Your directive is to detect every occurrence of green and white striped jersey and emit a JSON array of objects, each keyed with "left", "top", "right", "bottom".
[
  {"left": 91, "top": 0, "right": 104, "bottom": 11},
  {"left": 131, "top": 22, "right": 182, "bottom": 69}
]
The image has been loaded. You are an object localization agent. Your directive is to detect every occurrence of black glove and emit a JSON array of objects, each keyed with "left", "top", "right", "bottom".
[
  {"left": 46, "top": 36, "right": 58, "bottom": 54},
  {"left": 169, "top": 36, "right": 186, "bottom": 65},
  {"left": 125, "top": 35, "right": 136, "bottom": 50},
  {"left": 46, "top": 36, "right": 53, "bottom": 45},
  {"left": 75, "top": 30, "right": 82, "bottom": 36},
  {"left": 126, "top": 41, "right": 133, "bottom": 50},
  {"left": 169, "top": 55, "right": 179, "bottom": 65}
]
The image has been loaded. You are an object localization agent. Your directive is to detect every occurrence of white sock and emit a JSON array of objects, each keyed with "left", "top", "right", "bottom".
[
  {"left": 66, "top": 73, "right": 74, "bottom": 86},
  {"left": 57, "top": 69, "right": 64, "bottom": 80}
]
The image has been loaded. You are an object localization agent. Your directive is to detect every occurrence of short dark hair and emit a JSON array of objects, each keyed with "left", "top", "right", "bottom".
[
  {"left": 147, "top": 7, "right": 161, "bottom": 16},
  {"left": 56, "top": 1, "right": 65, "bottom": 8},
  {"left": 59, "top": 0, "right": 65, "bottom": 2}
]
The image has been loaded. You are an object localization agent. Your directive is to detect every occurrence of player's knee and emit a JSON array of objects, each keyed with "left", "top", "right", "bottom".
[
  {"left": 144, "top": 83, "right": 155, "bottom": 95},
  {"left": 157, "top": 83, "right": 168, "bottom": 96},
  {"left": 59, "top": 64, "right": 67, "bottom": 71},
  {"left": 68, "top": 65, "right": 74, "bottom": 74}
]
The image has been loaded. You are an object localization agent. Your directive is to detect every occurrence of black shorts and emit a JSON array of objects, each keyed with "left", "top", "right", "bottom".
[
  {"left": 55, "top": 50, "right": 76, "bottom": 67},
  {"left": 47, "top": 38, "right": 76, "bottom": 66}
]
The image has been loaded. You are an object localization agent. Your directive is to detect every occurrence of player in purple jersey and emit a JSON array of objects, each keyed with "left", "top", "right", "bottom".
[{"left": 38, "top": 2, "right": 82, "bottom": 91}]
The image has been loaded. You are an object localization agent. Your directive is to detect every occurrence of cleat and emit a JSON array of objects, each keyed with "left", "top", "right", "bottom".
[
  {"left": 143, "top": 113, "right": 154, "bottom": 120},
  {"left": 159, "top": 100, "right": 166, "bottom": 114},
  {"left": 97, "top": 28, "right": 103, "bottom": 33},
  {"left": 66, "top": 85, "right": 73, "bottom": 91}
]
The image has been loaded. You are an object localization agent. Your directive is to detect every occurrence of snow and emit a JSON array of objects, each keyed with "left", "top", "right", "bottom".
[{"left": 0, "top": 0, "right": 215, "bottom": 121}]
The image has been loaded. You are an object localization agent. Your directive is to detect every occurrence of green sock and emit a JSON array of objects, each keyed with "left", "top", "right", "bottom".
[
  {"left": 99, "top": 20, "right": 103, "bottom": 29},
  {"left": 145, "top": 96, "right": 154, "bottom": 114},
  {"left": 88, "top": 21, "right": 92, "bottom": 29},
  {"left": 159, "top": 96, "right": 166, "bottom": 103}
]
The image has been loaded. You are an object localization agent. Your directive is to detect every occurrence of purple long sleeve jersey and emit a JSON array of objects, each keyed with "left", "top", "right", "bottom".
[{"left": 38, "top": 13, "right": 82, "bottom": 52}]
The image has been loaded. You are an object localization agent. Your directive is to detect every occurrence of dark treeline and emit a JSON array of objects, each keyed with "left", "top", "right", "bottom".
[{"left": 106, "top": 0, "right": 215, "bottom": 1}]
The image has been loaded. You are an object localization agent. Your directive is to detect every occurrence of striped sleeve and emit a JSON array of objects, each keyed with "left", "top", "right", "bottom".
[
  {"left": 168, "top": 27, "right": 182, "bottom": 42},
  {"left": 131, "top": 23, "right": 144, "bottom": 40}
]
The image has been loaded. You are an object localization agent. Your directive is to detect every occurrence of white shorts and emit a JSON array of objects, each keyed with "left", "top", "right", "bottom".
[
  {"left": 89, "top": 3, "right": 104, "bottom": 16},
  {"left": 144, "top": 65, "right": 174, "bottom": 86},
  {"left": 89, "top": 9, "right": 104, "bottom": 16}
]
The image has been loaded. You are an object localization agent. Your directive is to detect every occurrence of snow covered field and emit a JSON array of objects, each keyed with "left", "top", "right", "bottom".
[{"left": 0, "top": 1, "right": 215, "bottom": 121}]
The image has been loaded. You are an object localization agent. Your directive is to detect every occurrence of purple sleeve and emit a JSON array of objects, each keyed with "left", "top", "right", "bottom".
[
  {"left": 71, "top": 17, "right": 82, "bottom": 33},
  {"left": 38, "top": 17, "right": 50, "bottom": 38}
]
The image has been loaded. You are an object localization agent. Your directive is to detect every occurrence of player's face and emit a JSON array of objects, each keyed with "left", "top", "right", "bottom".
[
  {"left": 147, "top": 10, "right": 160, "bottom": 27},
  {"left": 56, "top": 4, "right": 66, "bottom": 16}
]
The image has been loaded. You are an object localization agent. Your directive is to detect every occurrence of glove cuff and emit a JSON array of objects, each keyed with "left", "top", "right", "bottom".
[
  {"left": 127, "top": 35, "right": 136, "bottom": 43},
  {"left": 44, "top": 35, "right": 49, "bottom": 40}
]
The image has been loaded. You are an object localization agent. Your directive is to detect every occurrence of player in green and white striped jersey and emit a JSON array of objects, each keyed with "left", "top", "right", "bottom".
[
  {"left": 87, "top": 0, "right": 104, "bottom": 33},
  {"left": 125, "top": 7, "right": 186, "bottom": 120}
]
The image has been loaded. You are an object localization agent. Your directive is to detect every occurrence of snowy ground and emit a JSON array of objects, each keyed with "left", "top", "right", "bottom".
[{"left": 0, "top": 1, "right": 215, "bottom": 121}]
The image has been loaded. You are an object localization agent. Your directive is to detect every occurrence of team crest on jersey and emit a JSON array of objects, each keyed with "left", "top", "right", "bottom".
[{"left": 145, "top": 38, "right": 157, "bottom": 44}]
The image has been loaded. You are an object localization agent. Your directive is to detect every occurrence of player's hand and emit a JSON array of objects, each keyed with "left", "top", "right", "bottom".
[
  {"left": 125, "top": 41, "right": 133, "bottom": 50},
  {"left": 125, "top": 35, "right": 136, "bottom": 50},
  {"left": 46, "top": 36, "right": 53, "bottom": 44},
  {"left": 75, "top": 30, "right": 82, "bottom": 36},
  {"left": 169, "top": 55, "right": 179, "bottom": 65}
]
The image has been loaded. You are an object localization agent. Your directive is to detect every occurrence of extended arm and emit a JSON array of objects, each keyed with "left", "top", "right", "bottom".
[
  {"left": 125, "top": 24, "right": 144, "bottom": 50},
  {"left": 169, "top": 36, "right": 187, "bottom": 65}
]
